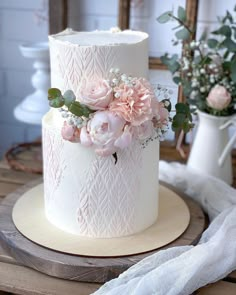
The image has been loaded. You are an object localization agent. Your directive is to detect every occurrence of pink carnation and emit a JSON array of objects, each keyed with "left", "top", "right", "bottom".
[
  {"left": 207, "top": 85, "right": 231, "bottom": 111},
  {"left": 110, "top": 78, "right": 154, "bottom": 126},
  {"left": 78, "top": 80, "right": 113, "bottom": 110},
  {"left": 61, "top": 121, "right": 80, "bottom": 142}
]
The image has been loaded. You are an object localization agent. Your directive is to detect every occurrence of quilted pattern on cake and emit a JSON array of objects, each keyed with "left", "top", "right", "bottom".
[{"left": 77, "top": 143, "right": 142, "bottom": 237}]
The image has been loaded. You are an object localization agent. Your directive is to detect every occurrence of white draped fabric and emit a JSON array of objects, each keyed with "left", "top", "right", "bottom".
[{"left": 94, "top": 161, "right": 236, "bottom": 295}]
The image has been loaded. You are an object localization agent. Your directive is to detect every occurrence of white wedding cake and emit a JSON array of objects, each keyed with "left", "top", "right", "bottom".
[{"left": 42, "top": 29, "right": 168, "bottom": 238}]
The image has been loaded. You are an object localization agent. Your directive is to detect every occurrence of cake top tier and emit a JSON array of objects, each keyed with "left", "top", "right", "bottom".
[{"left": 49, "top": 28, "right": 148, "bottom": 47}]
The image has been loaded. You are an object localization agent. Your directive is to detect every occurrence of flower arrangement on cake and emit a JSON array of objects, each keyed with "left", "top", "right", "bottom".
[
  {"left": 157, "top": 6, "right": 236, "bottom": 117},
  {"left": 48, "top": 68, "right": 192, "bottom": 161}
]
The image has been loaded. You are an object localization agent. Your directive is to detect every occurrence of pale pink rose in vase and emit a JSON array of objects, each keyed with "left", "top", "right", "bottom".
[
  {"left": 61, "top": 121, "right": 80, "bottom": 142},
  {"left": 110, "top": 78, "right": 154, "bottom": 126},
  {"left": 78, "top": 80, "right": 113, "bottom": 110},
  {"left": 80, "top": 111, "right": 127, "bottom": 156},
  {"left": 206, "top": 85, "right": 232, "bottom": 111}
]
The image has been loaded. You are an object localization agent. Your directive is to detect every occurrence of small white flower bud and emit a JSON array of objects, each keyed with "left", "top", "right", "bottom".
[
  {"left": 61, "top": 112, "right": 68, "bottom": 118},
  {"left": 200, "top": 68, "right": 205, "bottom": 74},
  {"left": 164, "top": 101, "right": 170, "bottom": 107},
  {"left": 121, "top": 74, "right": 127, "bottom": 81},
  {"left": 200, "top": 87, "right": 206, "bottom": 93},
  {"left": 68, "top": 118, "right": 74, "bottom": 125},
  {"left": 114, "top": 92, "right": 120, "bottom": 98},
  {"left": 112, "top": 78, "right": 118, "bottom": 85},
  {"left": 190, "top": 41, "right": 196, "bottom": 48}
]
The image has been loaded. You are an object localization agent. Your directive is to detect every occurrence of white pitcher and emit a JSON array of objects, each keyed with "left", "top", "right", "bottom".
[{"left": 187, "top": 111, "right": 235, "bottom": 185}]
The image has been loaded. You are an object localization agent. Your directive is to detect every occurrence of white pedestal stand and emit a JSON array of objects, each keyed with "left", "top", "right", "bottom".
[{"left": 14, "top": 42, "right": 50, "bottom": 125}]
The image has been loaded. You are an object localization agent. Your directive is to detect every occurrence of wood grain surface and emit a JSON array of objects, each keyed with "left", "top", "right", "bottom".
[{"left": 0, "top": 178, "right": 205, "bottom": 284}]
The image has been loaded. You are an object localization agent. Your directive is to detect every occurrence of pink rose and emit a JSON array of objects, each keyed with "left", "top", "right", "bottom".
[
  {"left": 110, "top": 78, "right": 154, "bottom": 126},
  {"left": 61, "top": 121, "right": 80, "bottom": 142},
  {"left": 114, "top": 125, "right": 133, "bottom": 149},
  {"left": 207, "top": 85, "right": 231, "bottom": 111},
  {"left": 133, "top": 120, "right": 154, "bottom": 140},
  {"left": 78, "top": 80, "right": 113, "bottom": 110},
  {"left": 80, "top": 126, "right": 92, "bottom": 147},
  {"left": 151, "top": 100, "right": 169, "bottom": 127},
  {"left": 159, "top": 106, "right": 169, "bottom": 125},
  {"left": 80, "top": 111, "right": 127, "bottom": 156}
]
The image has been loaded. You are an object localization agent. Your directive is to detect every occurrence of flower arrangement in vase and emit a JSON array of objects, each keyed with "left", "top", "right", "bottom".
[{"left": 157, "top": 6, "right": 236, "bottom": 184}]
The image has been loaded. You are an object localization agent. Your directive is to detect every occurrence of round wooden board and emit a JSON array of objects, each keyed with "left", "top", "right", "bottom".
[
  {"left": 12, "top": 184, "right": 190, "bottom": 257},
  {"left": 0, "top": 178, "right": 206, "bottom": 283}
]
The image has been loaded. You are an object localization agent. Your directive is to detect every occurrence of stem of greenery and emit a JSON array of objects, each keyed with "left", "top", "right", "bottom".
[{"left": 169, "top": 13, "right": 193, "bottom": 35}]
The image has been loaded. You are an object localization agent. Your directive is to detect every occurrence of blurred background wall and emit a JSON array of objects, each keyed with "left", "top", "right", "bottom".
[
  {"left": 0, "top": 0, "right": 235, "bottom": 157},
  {"left": 0, "top": 0, "right": 48, "bottom": 157}
]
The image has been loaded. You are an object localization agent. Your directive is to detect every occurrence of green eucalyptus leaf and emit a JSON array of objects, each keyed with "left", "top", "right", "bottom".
[
  {"left": 223, "top": 61, "right": 231, "bottom": 71},
  {"left": 223, "top": 50, "right": 230, "bottom": 59},
  {"left": 168, "top": 61, "right": 180, "bottom": 73},
  {"left": 48, "top": 88, "right": 62, "bottom": 100},
  {"left": 226, "top": 10, "right": 233, "bottom": 23},
  {"left": 233, "top": 27, "right": 236, "bottom": 39},
  {"left": 49, "top": 97, "right": 64, "bottom": 108},
  {"left": 160, "top": 54, "right": 180, "bottom": 73},
  {"left": 183, "top": 82, "right": 192, "bottom": 96},
  {"left": 177, "top": 6, "right": 186, "bottom": 22},
  {"left": 212, "top": 25, "right": 231, "bottom": 37},
  {"left": 173, "top": 76, "right": 181, "bottom": 85},
  {"left": 63, "top": 90, "right": 76, "bottom": 107},
  {"left": 202, "top": 56, "right": 212, "bottom": 64},
  {"left": 173, "top": 113, "right": 186, "bottom": 124},
  {"left": 171, "top": 120, "right": 179, "bottom": 131},
  {"left": 207, "top": 38, "right": 218, "bottom": 49},
  {"left": 183, "top": 121, "right": 191, "bottom": 133},
  {"left": 157, "top": 11, "right": 172, "bottom": 23},
  {"left": 175, "top": 102, "right": 190, "bottom": 114},
  {"left": 230, "top": 57, "right": 236, "bottom": 82},
  {"left": 199, "top": 29, "right": 208, "bottom": 41},
  {"left": 81, "top": 105, "right": 94, "bottom": 118},
  {"left": 221, "top": 38, "right": 236, "bottom": 52},
  {"left": 169, "top": 54, "right": 178, "bottom": 65},
  {"left": 160, "top": 54, "right": 169, "bottom": 65},
  {"left": 69, "top": 101, "right": 93, "bottom": 118},
  {"left": 175, "top": 27, "right": 190, "bottom": 40}
]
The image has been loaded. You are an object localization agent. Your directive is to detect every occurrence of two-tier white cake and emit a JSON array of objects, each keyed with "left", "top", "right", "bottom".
[{"left": 42, "top": 29, "right": 160, "bottom": 238}]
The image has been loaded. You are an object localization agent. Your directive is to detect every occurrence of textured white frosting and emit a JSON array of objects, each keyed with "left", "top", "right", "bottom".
[{"left": 43, "top": 29, "right": 159, "bottom": 238}]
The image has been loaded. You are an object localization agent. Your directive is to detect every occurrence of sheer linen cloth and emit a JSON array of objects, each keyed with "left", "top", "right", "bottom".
[{"left": 94, "top": 161, "right": 236, "bottom": 295}]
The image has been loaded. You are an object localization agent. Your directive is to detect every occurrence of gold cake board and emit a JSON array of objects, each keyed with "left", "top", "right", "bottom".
[{"left": 12, "top": 184, "right": 190, "bottom": 257}]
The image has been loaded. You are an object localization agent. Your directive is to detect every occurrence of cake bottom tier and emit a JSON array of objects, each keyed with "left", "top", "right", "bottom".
[{"left": 42, "top": 112, "right": 159, "bottom": 238}]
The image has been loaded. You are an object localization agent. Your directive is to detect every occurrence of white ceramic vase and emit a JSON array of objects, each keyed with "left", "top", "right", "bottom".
[
  {"left": 187, "top": 111, "right": 234, "bottom": 185},
  {"left": 14, "top": 42, "right": 50, "bottom": 125}
]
